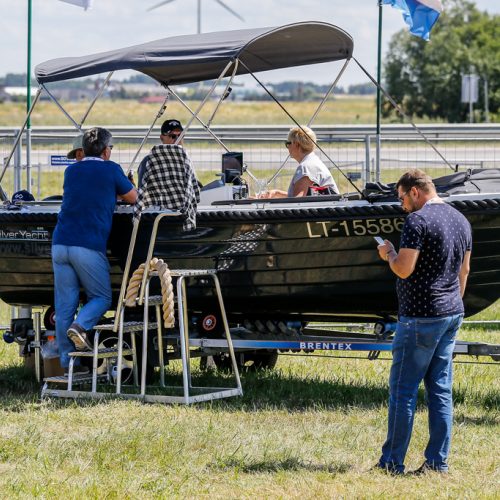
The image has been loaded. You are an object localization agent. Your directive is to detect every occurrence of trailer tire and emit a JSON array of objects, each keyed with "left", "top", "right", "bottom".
[
  {"left": 213, "top": 350, "right": 278, "bottom": 372},
  {"left": 43, "top": 306, "right": 56, "bottom": 330},
  {"left": 88, "top": 331, "right": 136, "bottom": 384}
]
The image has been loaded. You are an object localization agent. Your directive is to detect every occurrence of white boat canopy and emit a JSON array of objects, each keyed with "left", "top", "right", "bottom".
[{"left": 35, "top": 22, "right": 353, "bottom": 85}]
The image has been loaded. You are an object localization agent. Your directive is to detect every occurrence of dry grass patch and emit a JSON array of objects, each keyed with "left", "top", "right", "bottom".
[{"left": 0, "top": 97, "right": 430, "bottom": 128}]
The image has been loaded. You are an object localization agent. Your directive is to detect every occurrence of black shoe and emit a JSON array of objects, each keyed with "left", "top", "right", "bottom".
[
  {"left": 371, "top": 463, "right": 405, "bottom": 475},
  {"left": 64, "top": 365, "right": 90, "bottom": 377},
  {"left": 67, "top": 323, "right": 92, "bottom": 351},
  {"left": 411, "top": 462, "right": 448, "bottom": 475}
]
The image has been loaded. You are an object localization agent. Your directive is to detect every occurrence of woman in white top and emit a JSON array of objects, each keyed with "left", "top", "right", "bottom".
[{"left": 259, "top": 126, "right": 339, "bottom": 198}]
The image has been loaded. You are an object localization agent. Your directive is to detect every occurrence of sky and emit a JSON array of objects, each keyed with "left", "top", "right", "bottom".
[{"left": 0, "top": 0, "right": 498, "bottom": 88}]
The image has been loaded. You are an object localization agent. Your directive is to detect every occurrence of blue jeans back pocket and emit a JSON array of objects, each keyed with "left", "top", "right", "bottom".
[{"left": 415, "top": 318, "right": 446, "bottom": 349}]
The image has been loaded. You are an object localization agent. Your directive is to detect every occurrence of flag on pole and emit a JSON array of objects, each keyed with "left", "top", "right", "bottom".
[
  {"left": 383, "top": 0, "right": 443, "bottom": 41},
  {"left": 58, "top": 0, "right": 93, "bottom": 10}
]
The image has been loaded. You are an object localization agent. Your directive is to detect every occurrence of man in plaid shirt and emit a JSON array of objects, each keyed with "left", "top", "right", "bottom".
[{"left": 134, "top": 122, "right": 200, "bottom": 230}]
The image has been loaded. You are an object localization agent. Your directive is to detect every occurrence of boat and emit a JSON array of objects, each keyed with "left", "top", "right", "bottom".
[{"left": 0, "top": 22, "right": 499, "bottom": 332}]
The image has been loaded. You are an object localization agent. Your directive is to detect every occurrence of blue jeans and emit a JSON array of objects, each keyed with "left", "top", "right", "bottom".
[
  {"left": 52, "top": 245, "right": 112, "bottom": 368},
  {"left": 379, "top": 313, "right": 463, "bottom": 473}
]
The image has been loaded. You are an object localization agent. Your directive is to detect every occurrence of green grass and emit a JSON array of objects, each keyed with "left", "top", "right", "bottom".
[
  {"left": 0, "top": 96, "right": 440, "bottom": 127},
  {"left": 0, "top": 300, "right": 498, "bottom": 497},
  {"left": 0, "top": 136, "right": 498, "bottom": 496}
]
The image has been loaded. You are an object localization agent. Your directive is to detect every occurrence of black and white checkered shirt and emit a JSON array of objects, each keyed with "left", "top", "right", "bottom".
[{"left": 134, "top": 144, "right": 200, "bottom": 231}]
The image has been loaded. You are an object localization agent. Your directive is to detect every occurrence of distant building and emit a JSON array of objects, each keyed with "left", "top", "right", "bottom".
[
  {"left": 0, "top": 85, "right": 11, "bottom": 102},
  {"left": 3, "top": 86, "right": 39, "bottom": 98}
]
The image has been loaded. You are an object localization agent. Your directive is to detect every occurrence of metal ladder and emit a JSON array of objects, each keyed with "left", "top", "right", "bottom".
[
  {"left": 42, "top": 211, "right": 243, "bottom": 403},
  {"left": 113, "top": 210, "right": 242, "bottom": 403},
  {"left": 119, "top": 267, "right": 243, "bottom": 404},
  {"left": 41, "top": 324, "right": 139, "bottom": 400}
]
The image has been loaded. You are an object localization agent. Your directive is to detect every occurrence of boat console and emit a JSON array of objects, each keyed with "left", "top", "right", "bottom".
[{"left": 199, "top": 151, "right": 249, "bottom": 205}]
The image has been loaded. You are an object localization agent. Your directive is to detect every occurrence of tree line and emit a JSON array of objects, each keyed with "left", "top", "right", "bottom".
[{"left": 383, "top": 0, "right": 499, "bottom": 122}]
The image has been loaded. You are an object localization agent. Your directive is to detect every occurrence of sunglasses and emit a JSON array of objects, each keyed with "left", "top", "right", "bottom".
[
  {"left": 398, "top": 189, "right": 409, "bottom": 202},
  {"left": 284, "top": 141, "right": 292, "bottom": 147},
  {"left": 168, "top": 133, "right": 181, "bottom": 140}
]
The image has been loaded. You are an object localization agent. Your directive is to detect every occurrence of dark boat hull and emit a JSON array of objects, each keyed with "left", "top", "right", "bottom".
[{"left": 1, "top": 196, "right": 499, "bottom": 323}]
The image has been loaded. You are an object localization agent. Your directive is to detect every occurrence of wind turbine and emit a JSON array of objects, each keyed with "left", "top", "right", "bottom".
[{"left": 148, "top": 0, "right": 244, "bottom": 34}]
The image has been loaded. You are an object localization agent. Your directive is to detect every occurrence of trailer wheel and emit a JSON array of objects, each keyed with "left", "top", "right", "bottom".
[
  {"left": 198, "top": 311, "right": 223, "bottom": 336},
  {"left": 213, "top": 350, "right": 278, "bottom": 372},
  {"left": 90, "top": 331, "right": 141, "bottom": 385},
  {"left": 43, "top": 306, "right": 56, "bottom": 330}
]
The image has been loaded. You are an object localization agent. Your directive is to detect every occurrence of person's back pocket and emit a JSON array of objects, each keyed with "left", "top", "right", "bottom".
[{"left": 415, "top": 317, "right": 447, "bottom": 349}]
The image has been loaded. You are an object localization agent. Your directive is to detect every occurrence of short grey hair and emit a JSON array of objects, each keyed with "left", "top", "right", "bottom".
[
  {"left": 83, "top": 127, "right": 113, "bottom": 157},
  {"left": 287, "top": 126, "right": 317, "bottom": 154}
]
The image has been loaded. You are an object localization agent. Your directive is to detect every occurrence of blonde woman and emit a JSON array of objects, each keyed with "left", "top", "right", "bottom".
[{"left": 259, "top": 126, "right": 338, "bottom": 198}]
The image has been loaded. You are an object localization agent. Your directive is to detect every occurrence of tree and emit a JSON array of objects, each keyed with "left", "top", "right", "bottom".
[
  {"left": 348, "top": 83, "right": 376, "bottom": 95},
  {"left": 383, "top": 0, "right": 499, "bottom": 122}
]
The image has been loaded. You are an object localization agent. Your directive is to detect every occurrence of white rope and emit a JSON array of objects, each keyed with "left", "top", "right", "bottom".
[{"left": 125, "top": 258, "right": 175, "bottom": 328}]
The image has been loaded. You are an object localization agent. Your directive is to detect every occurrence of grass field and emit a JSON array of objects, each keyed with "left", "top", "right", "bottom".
[
  {"left": 0, "top": 110, "right": 497, "bottom": 496},
  {"left": 0, "top": 96, "right": 431, "bottom": 127},
  {"left": 0, "top": 299, "right": 498, "bottom": 497}
]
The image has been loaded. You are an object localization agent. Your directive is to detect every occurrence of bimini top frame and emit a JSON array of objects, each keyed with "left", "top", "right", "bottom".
[
  {"left": 0, "top": 21, "right": 362, "bottom": 199},
  {"left": 0, "top": 20, "right": 453, "bottom": 203},
  {"left": 34, "top": 22, "right": 353, "bottom": 86}
]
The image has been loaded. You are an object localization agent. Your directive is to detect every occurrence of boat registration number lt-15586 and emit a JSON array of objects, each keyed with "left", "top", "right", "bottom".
[{"left": 306, "top": 218, "right": 405, "bottom": 238}]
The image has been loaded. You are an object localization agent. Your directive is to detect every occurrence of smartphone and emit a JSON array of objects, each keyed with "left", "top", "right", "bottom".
[{"left": 374, "top": 236, "right": 385, "bottom": 245}]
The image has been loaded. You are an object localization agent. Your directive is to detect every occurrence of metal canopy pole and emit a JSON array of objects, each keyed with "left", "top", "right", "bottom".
[
  {"left": 178, "top": 60, "right": 235, "bottom": 141},
  {"left": 206, "top": 60, "right": 239, "bottom": 127},
  {"left": 41, "top": 84, "right": 81, "bottom": 130},
  {"left": 26, "top": 0, "right": 33, "bottom": 194},
  {"left": 353, "top": 57, "right": 456, "bottom": 171},
  {"left": 376, "top": 0, "right": 383, "bottom": 181},
  {"left": 167, "top": 88, "right": 229, "bottom": 150},
  {"left": 0, "top": 86, "right": 42, "bottom": 187},
  {"left": 79, "top": 71, "right": 114, "bottom": 127},
  {"left": 239, "top": 59, "right": 363, "bottom": 196},
  {"left": 308, "top": 59, "right": 351, "bottom": 125},
  {"left": 267, "top": 59, "right": 351, "bottom": 187},
  {"left": 128, "top": 93, "right": 170, "bottom": 172},
  {"left": 167, "top": 86, "right": 259, "bottom": 184}
]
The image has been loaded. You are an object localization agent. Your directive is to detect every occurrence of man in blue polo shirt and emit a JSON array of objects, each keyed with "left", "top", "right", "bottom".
[
  {"left": 376, "top": 169, "right": 472, "bottom": 475},
  {"left": 52, "top": 127, "right": 137, "bottom": 375}
]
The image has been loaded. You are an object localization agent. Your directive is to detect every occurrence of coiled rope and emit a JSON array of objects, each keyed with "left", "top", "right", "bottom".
[{"left": 125, "top": 258, "right": 175, "bottom": 328}]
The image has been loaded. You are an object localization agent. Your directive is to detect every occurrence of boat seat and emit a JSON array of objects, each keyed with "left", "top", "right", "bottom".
[
  {"left": 42, "top": 195, "right": 63, "bottom": 201},
  {"left": 212, "top": 193, "right": 344, "bottom": 205}
]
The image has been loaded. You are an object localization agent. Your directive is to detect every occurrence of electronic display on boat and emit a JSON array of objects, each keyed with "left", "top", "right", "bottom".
[{"left": 222, "top": 152, "right": 243, "bottom": 184}]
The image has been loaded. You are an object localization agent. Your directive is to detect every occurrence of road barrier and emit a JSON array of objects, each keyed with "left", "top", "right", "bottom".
[{"left": 1, "top": 124, "right": 499, "bottom": 198}]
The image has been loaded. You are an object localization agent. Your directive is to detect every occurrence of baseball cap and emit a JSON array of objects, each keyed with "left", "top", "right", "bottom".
[
  {"left": 67, "top": 134, "right": 84, "bottom": 159},
  {"left": 12, "top": 190, "right": 35, "bottom": 202},
  {"left": 161, "top": 119, "right": 183, "bottom": 135}
]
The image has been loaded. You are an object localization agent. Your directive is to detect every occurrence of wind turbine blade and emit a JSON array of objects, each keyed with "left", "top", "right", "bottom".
[
  {"left": 58, "top": 0, "right": 93, "bottom": 10},
  {"left": 213, "top": 0, "right": 244, "bottom": 22},
  {"left": 147, "top": 0, "right": 177, "bottom": 12}
]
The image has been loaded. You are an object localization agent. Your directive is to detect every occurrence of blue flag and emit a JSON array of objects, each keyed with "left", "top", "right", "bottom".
[{"left": 383, "top": 0, "right": 443, "bottom": 41}]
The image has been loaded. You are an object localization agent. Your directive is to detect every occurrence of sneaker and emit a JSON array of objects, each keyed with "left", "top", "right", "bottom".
[
  {"left": 371, "top": 462, "right": 405, "bottom": 475},
  {"left": 64, "top": 364, "right": 90, "bottom": 377},
  {"left": 411, "top": 462, "right": 448, "bottom": 475},
  {"left": 67, "top": 323, "right": 92, "bottom": 351}
]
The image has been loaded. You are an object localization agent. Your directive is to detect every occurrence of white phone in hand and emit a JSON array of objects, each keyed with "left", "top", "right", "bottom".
[{"left": 374, "top": 236, "right": 385, "bottom": 245}]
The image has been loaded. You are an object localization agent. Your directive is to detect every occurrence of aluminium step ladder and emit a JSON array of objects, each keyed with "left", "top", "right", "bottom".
[
  {"left": 122, "top": 266, "right": 243, "bottom": 404},
  {"left": 41, "top": 322, "right": 144, "bottom": 400},
  {"left": 42, "top": 212, "right": 243, "bottom": 404}
]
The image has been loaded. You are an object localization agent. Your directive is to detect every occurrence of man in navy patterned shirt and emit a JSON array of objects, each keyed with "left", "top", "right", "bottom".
[{"left": 375, "top": 169, "right": 472, "bottom": 475}]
